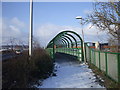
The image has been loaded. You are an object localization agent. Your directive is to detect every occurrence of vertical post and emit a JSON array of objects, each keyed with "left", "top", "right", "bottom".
[
  {"left": 29, "top": 0, "right": 33, "bottom": 57},
  {"left": 117, "top": 1, "right": 120, "bottom": 52},
  {"left": 84, "top": 43, "right": 87, "bottom": 62},
  {"left": 99, "top": 51, "right": 101, "bottom": 70},
  {"left": 53, "top": 40, "right": 55, "bottom": 59},
  {"left": 105, "top": 53, "right": 108, "bottom": 75},
  {"left": 82, "top": 33, "right": 86, "bottom": 63},
  {"left": 75, "top": 16, "right": 85, "bottom": 62},
  {"left": 91, "top": 50, "right": 93, "bottom": 63},
  {"left": 89, "top": 48, "right": 91, "bottom": 64},
  {"left": 81, "top": 20, "right": 86, "bottom": 63},
  {"left": 118, "top": 54, "right": 120, "bottom": 82},
  {"left": 81, "top": 41, "right": 84, "bottom": 62},
  {"left": 50, "top": 49, "right": 52, "bottom": 58},
  {"left": 94, "top": 51, "right": 96, "bottom": 65}
]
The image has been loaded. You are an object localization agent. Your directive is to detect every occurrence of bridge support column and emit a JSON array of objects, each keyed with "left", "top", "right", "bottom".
[{"left": 53, "top": 40, "right": 55, "bottom": 59}]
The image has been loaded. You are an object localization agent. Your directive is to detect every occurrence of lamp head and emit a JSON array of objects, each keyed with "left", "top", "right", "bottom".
[{"left": 76, "top": 16, "right": 82, "bottom": 19}]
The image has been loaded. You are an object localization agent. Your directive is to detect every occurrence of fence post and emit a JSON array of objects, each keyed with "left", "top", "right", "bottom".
[
  {"left": 85, "top": 44, "right": 87, "bottom": 62},
  {"left": 90, "top": 48, "right": 91, "bottom": 64},
  {"left": 78, "top": 48, "right": 79, "bottom": 60},
  {"left": 69, "top": 48, "right": 70, "bottom": 55},
  {"left": 99, "top": 51, "right": 101, "bottom": 70},
  {"left": 118, "top": 54, "right": 120, "bottom": 83},
  {"left": 64, "top": 47, "right": 65, "bottom": 53},
  {"left": 73, "top": 48, "right": 74, "bottom": 56},
  {"left": 53, "top": 40, "right": 55, "bottom": 59},
  {"left": 94, "top": 51, "right": 96, "bottom": 66},
  {"left": 105, "top": 53, "right": 108, "bottom": 75}
]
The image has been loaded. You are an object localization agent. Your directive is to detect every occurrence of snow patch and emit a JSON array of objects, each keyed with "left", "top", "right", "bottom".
[{"left": 36, "top": 62, "right": 104, "bottom": 88}]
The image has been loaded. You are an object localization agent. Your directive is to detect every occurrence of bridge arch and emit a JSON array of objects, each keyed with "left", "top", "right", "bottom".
[{"left": 46, "top": 30, "right": 84, "bottom": 61}]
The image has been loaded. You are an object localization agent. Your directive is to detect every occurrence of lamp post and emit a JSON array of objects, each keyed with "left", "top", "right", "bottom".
[
  {"left": 29, "top": 0, "right": 33, "bottom": 58},
  {"left": 76, "top": 16, "right": 86, "bottom": 63},
  {"left": 118, "top": 1, "right": 120, "bottom": 52},
  {"left": 76, "top": 16, "right": 84, "bottom": 42}
]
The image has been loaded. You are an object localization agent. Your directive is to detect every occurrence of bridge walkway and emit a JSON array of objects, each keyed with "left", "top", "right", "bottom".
[{"left": 38, "top": 53, "right": 104, "bottom": 88}]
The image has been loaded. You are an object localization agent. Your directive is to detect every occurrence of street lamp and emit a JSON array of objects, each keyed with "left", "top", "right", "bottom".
[
  {"left": 76, "top": 16, "right": 82, "bottom": 19},
  {"left": 76, "top": 16, "right": 84, "bottom": 42},
  {"left": 76, "top": 16, "right": 86, "bottom": 63},
  {"left": 29, "top": 0, "right": 33, "bottom": 58}
]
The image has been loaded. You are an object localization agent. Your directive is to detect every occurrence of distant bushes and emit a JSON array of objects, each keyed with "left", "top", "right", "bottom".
[{"left": 2, "top": 48, "right": 54, "bottom": 88}]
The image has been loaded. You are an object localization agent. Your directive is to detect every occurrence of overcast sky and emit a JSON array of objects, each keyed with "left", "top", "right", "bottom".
[{"left": 2, "top": 2, "right": 108, "bottom": 47}]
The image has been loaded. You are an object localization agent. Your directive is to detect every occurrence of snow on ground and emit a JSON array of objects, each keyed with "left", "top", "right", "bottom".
[{"left": 37, "top": 62, "right": 104, "bottom": 88}]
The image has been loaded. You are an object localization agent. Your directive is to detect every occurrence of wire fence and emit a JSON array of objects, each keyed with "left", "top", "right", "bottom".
[
  {"left": 85, "top": 44, "right": 120, "bottom": 83},
  {"left": 46, "top": 44, "right": 120, "bottom": 83}
]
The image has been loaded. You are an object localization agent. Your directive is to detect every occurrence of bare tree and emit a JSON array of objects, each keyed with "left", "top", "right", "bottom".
[
  {"left": 8, "top": 37, "right": 26, "bottom": 51},
  {"left": 9, "top": 37, "right": 17, "bottom": 51},
  {"left": 86, "top": 1, "right": 120, "bottom": 52}
]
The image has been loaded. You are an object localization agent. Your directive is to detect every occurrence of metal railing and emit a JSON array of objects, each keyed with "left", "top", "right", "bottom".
[
  {"left": 46, "top": 47, "right": 82, "bottom": 61},
  {"left": 46, "top": 30, "right": 120, "bottom": 83},
  {"left": 85, "top": 44, "right": 120, "bottom": 83}
]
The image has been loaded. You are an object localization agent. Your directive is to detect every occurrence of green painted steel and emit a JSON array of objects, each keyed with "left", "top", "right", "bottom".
[
  {"left": 61, "top": 39, "right": 67, "bottom": 47},
  {"left": 53, "top": 40, "right": 55, "bottom": 59},
  {"left": 99, "top": 51, "right": 101, "bottom": 70},
  {"left": 56, "top": 37, "right": 69, "bottom": 48},
  {"left": 56, "top": 39, "right": 65, "bottom": 48},
  {"left": 118, "top": 54, "right": 120, "bottom": 82},
  {"left": 85, "top": 45, "right": 120, "bottom": 83},
  {"left": 94, "top": 51, "right": 96, "bottom": 65},
  {"left": 46, "top": 30, "right": 84, "bottom": 61},
  {"left": 90, "top": 48, "right": 91, "bottom": 64},
  {"left": 105, "top": 53, "right": 108, "bottom": 75},
  {"left": 61, "top": 37, "right": 70, "bottom": 48},
  {"left": 65, "top": 33, "right": 77, "bottom": 47},
  {"left": 46, "top": 30, "right": 120, "bottom": 83},
  {"left": 63, "top": 35, "right": 73, "bottom": 48}
]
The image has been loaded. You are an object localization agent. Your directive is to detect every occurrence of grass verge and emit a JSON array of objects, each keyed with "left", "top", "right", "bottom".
[
  {"left": 88, "top": 63, "right": 120, "bottom": 88},
  {"left": 2, "top": 47, "right": 54, "bottom": 88}
]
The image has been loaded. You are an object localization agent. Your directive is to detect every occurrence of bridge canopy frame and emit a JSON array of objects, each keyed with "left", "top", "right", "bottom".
[{"left": 46, "top": 30, "right": 84, "bottom": 61}]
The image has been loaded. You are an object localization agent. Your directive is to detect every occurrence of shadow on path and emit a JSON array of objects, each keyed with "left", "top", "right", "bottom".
[{"left": 55, "top": 52, "right": 80, "bottom": 66}]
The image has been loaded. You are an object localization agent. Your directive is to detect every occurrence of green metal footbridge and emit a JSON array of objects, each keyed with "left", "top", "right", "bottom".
[
  {"left": 46, "top": 30, "right": 120, "bottom": 83},
  {"left": 46, "top": 30, "right": 84, "bottom": 62}
]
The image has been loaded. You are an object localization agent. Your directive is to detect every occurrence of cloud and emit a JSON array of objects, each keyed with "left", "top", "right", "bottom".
[
  {"left": 35, "top": 23, "right": 108, "bottom": 47},
  {"left": 35, "top": 23, "right": 66, "bottom": 46},
  {"left": 84, "top": 23, "right": 107, "bottom": 35},
  {"left": 83, "top": 10, "right": 93, "bottom": 15},
  {"left": 1, "top": 17, "right": 108, "bottom": 47},
  {"left": 11, "top": 17, "right": 25, "bottom": 28},
  {"left": 9, "top": 25, "right": 21, "bottom": 34},
  {"left": 2, "top": 17, "right": 28, "bottom": 45}
]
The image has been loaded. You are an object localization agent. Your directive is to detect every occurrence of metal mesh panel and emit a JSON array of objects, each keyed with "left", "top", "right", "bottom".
[
  {"left": 78, "top": 49, "right": 81, "bottom": 55},
  {"left": 84, "top": 46, "right": 119, "bottom": 82},
  {"left": 100, "top": 53, "right": 106, "bottom": 72},
  {"left": 107, "top": 54, "right": 118, "bottom": 82},
  {"left": 78, "top": 49, "right": 82, "bottom": 61},
  {"left": 91, "top": 50, "right": 94, "bottom": 64},
  {"left": 86, "top": 46, "right": 90, "bottom": 61},
  {"left": 95, "top": 52, "right": 99, "bottom": 68},
  {"left": 74, "top": 49, "right": 77, "bottom": 56}
]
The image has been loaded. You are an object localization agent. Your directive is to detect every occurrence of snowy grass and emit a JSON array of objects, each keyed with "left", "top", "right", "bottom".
[
  {"left": 88, "top": 64, "right": 120, "bottom": 88},
  {"left": 37, "top": 62, "right": 105, "bottom": 88}
]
